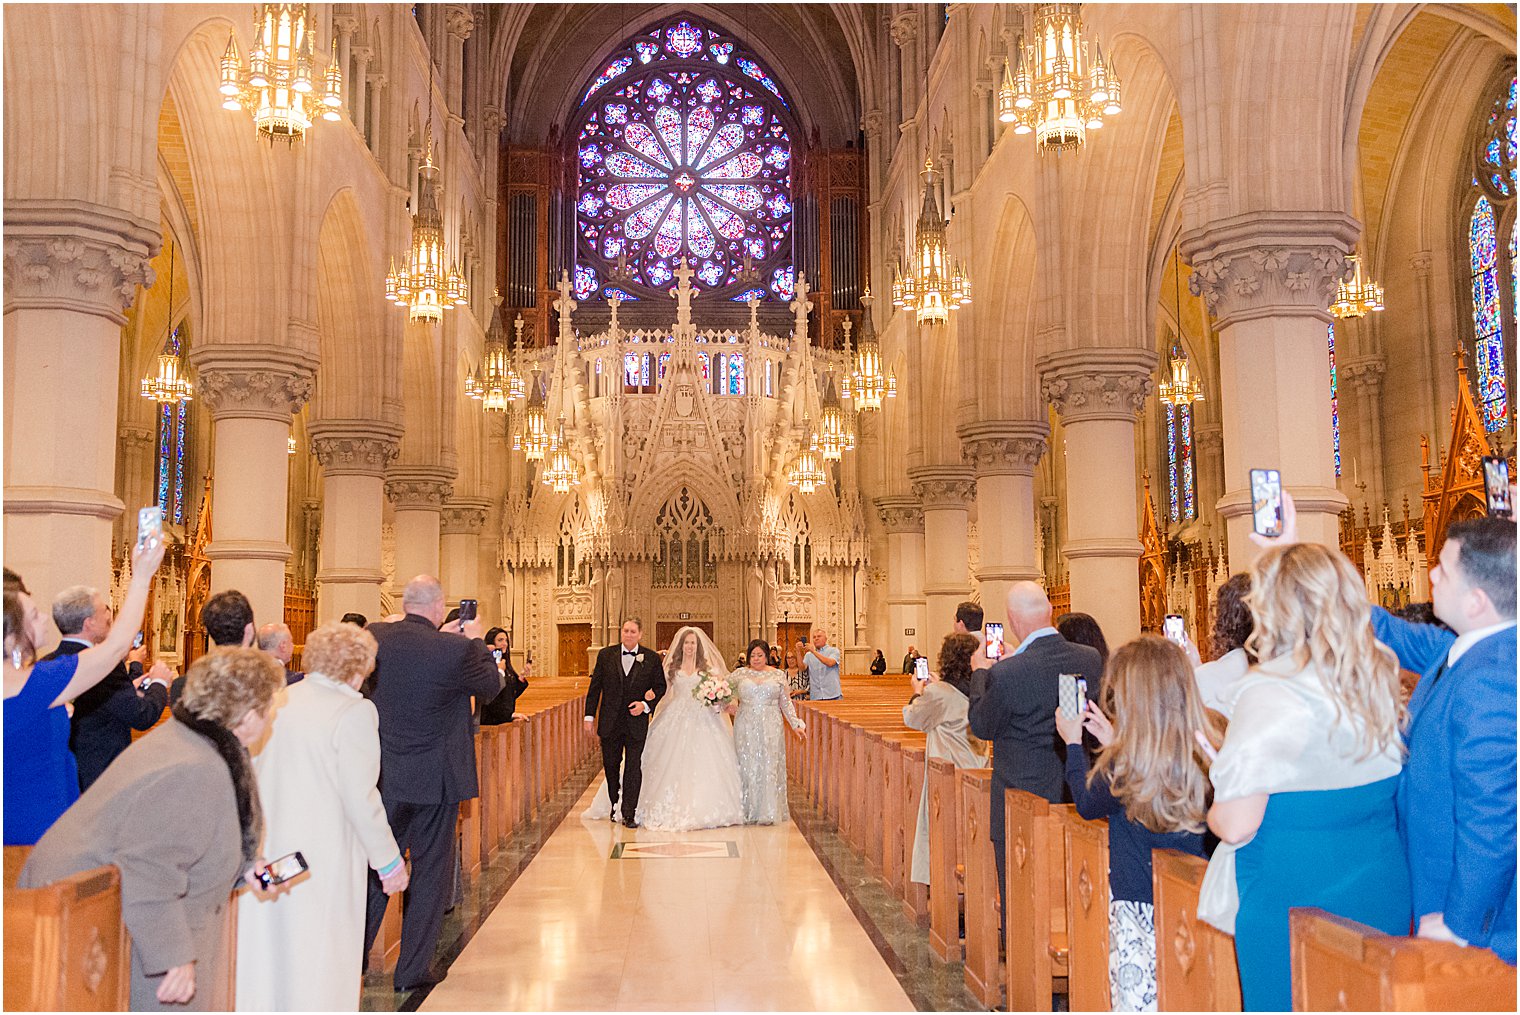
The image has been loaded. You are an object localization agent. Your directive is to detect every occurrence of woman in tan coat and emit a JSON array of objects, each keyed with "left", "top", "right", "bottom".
[
  {"left": 904, "top": 632, "right": 988, "bottom": 885},
  {"left": 20, "top": 648, "right": 283, "bottom": 1010}
]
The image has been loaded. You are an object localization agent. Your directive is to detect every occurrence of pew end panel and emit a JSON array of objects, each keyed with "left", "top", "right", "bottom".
[
  {"left": 1061, "top": 808, "right": 1111, "bottom": 1013},
  {"left": 4, "top": 862, "right": 130, "bottom": 1012},
  {"left": 1152, "top": 848, "right": 1242, "bottom": 1012},
  {"left": 960, "top": 768, "right": 1002, "bottom": 1010}
]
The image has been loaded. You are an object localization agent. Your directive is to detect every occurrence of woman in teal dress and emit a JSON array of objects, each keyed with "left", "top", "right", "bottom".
[{"left": 1198, "top": 542, "right": 1410, "bottom": 1011}]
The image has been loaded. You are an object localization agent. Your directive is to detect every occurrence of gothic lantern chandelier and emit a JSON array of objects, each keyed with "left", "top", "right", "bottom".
[
  {"left": 1330, "top": 253, "right": 1385, "bottom": 319},
  {"left": 385, "top": 125, "right": 469, "bottom": 323},
  {"left": 513, "top": 372, "right": 551, "bottom": 462},
  {"left": 998, "top": 3, "right": 1122, "bottom": 154},
  {"left": 1157, "top": 254, "right": 1202, "bottom": 408},
  {"left": 466, "top": 295, "right": 525, "bottom": 413},
  {"left": 141, "top": 242, "right": 193, "bottom": 405},
  {"left": 841, "top": 290, "right": 897, "bottom": 412},
  {"left": 787, "top": 416, "right": 829, "bottom": 494},
  {"left": 218, "top": 4, "right": 342, "bottom": 143},
  {"left": 287, "top": 434, "right": 298, "bottom": 455},
  {"left": 814, "top": 374, "right": 856, "bottom": 462},
  {"left": 541, "top": 416, "right": 581, "bottom": 493},
  {"left": 892, "top": 159, "right": 970, "bottom": 326}
]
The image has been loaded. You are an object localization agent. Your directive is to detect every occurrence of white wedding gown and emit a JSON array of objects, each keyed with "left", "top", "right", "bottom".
[{"left": 634, "top": 669, "right": 745, "bottom": 831}]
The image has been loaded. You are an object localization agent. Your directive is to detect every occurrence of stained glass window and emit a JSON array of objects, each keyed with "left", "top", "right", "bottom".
[
  {"left": 1476, "top": 77, "right": 1517, "bottom": 199},
  {"left": 724, "top": 352, "right": 745, "bottom": 394},
  {"left": 1164, "top": 402, "right": 1196, "bottom": 523},
  {"left": 1470, "top": 196, "right": 1508, "bottom": 431},
  {"left": 154, "top": 326, "right": 190, "bottom": 524},
  {"left": 1328, "top": 323, "right": 1341, "bottom": 476},
  {"left": 574, "top": 16, "right": 794, "bottom": 302}
]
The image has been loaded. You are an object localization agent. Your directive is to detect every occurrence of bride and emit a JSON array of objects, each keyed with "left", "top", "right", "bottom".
[{"left": 635, "top": 626, "right": 745, "bottom": 831}]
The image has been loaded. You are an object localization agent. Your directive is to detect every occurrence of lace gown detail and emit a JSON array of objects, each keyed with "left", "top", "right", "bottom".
[
  {"left": 733, "top": 669, "right": 805, "bottom": 825},
  {"left": 635, "top": 669, "right": 745, "bottom": 831}
]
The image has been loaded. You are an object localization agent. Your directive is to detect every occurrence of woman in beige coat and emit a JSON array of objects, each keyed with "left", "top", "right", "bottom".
[
  {"left": 236, "top": 622, "right": 408, "bottom": 1011},
  {"left": 904, "top": 633, "right": 988, "bottom": 885}
]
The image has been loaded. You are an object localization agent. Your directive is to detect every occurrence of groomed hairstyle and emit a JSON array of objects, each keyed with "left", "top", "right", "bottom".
[
  {"left": 1091, "top": 636, "right": 1216, "bottom": 834},
  {"left": 339, "top": 612, "right": 368, "bottom": 628},
  {"left": 746, "top": 639, "right": 771, "bottom": 665},
  {"left": 256, "top": 624, "right": 292, "bottom": 654},
  {"left": 484, "top": 627, "right": 508, "bottom": 647},
  {"left": 954, "top": 601, "right": 984, "bottom": 632},
  {"left": 1211, "top": 573, "right": 1255, "bottom": 660},
  {"left": 664, "top": 626, "right": 710, "bottom": 678},
  {"left": 52, "top": 585, "right": 101, "bottom": 637},
  {"left": 1246, "top": 543, "right": 1404, "bottom": 760},
  {"left": 1055, "top": 612, "right": 1110, "bottom": 666},
  {"left": 4, "top": 589, "right": 38, "bottom": 667},
  {"left": 937, "top": 632, "right": 978, "bottom": 687},
  {"left": 621, "top": 616, "right": 643, "bottom": 631},
  {"left": 202, "top": 590, "right": 254, "bottom": 648},
  {"left": 1447, "top": 518, "right": 1517, "bottom": 618},
  {"left": 300, "top": 622, "right": 378, "bottom": 686},
  {"left": 179, "top": 647, "right": 283, "bottom": 728},
  {"left": 4, "top": 568, "right": 28, "bottom": 595}
]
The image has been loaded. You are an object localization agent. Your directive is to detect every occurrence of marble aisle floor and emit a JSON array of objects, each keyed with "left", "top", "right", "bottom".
[{"left": 419, "top": 780, "right": 916, "bottom": 1012}]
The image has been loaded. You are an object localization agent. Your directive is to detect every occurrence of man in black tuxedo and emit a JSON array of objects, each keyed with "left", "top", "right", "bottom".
[
  {"left": 584, "top": 617, "right": 667, "bottom": 827},
  {"left": 44, "top": 585, "right": 171, "bottom": 790},
  {"left": 969, "top": 581, "right": 1104, "bottom": 930},
  {"left": 171, "top": 589, "right": 256, "bottom": 704},
  {"left": 362, "top": 575, "right": 502, "bottom": 992}
]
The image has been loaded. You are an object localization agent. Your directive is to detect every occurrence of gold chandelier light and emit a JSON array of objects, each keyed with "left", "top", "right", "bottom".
[
  {"left": 540, "top": 416, "right": 581, "bottom": 493},
  {"left": 1330, "top": 253, "right": 1385, "bottom": 319},
  {"left": 141, "top": 243, "right": 193, "bottom": 405},
  {"left": 385, "top": 125, "right": 469, "bottom": 323},
  {"left": 814, "top": 374, "right": 856, "bottom": 462},
  {"left": 1157, "top": 254, "right": 1202, "bottom": 407},
  {"left": 513, "top": 372, "right": 551, "bottom": 462},
  {"left": 891, "top": 159, "right": 970, "bottom": 326},
  {"left": 842, "top": 290, "right": 897, "bottom": 412},
  {"left": 467, "top": 296, "right": 525, "bottom": 413},
  {"left": 998, "top": 3, "right": 1122, "bottom": 153},
  {"left": 787, "top": 416, "right": 829, "bottom": 494},
  {"left": 219, "top": 3, "right": 342, "bottom": 142}
]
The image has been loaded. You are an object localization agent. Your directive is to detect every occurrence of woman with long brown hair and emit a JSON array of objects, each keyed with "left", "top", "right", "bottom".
[
  {"left": 905, "top": 632, "right": 988, "bottom": 887},
  {"left": 1056, "top": 636, "right": 1214, "bottom": 1011}
]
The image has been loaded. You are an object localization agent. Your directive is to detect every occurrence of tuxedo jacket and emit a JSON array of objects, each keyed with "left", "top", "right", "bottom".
[
  {"left": 367, "top": 614, "right": 503, "bottom": 806},
  {"left": 585, "top": 644, "right": 667, "bottom": 739},
  {"left": 968, "top": 632, "right": 1104, "bottom": 842},
  {"left": 44, "top": 640, "right": 166, "bottom": 791},
  {"left": 1374, "top": 608, "right": 1516, "bottom": 963}
]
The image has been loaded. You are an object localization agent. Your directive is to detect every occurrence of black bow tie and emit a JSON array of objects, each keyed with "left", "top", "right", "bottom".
[{"left": 623, "top": 650, "right": 638, "bottom": 656}]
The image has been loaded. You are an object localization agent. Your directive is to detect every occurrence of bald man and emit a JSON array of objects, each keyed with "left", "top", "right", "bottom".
[
  {"left": 257, "top": 622, "right": 303, "bottom": 685},
  {"left": 968, "top": 581, "right": 1104, "bottom": 927}
]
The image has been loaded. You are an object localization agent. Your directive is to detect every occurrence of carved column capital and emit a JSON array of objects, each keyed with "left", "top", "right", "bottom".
[
  {"left": 1409, "top": 250, "right": 1434, "bottom": 277},
  {"left": 1340, "top": 355, "right": 1386, "bottom": 393},
  {"left": 1193, "top": 422, "right": 1224, "bottom": 456},
  {"left": 1037, "top": 348, "right": 1159, "bottom": 424},
  {"left": 3, "top": 201, "right": 159, "bottom": 323},
  {"left": 309, "top": 419, "right": 403, "bottom": 477},
  {"left": 385, "top": 466, "right": 455, "bottom": 509},
  {"left": 444, "top": 4, "right": 475, "bottom": 40},
  {"left": 440, "top": 496, "right": 492, "bottom": 535},
  {"left": 190, "top": 345, "right": 318, "bottom": 422},
  {"left": 890, "top": 10, "right": 920, "bottom": 47},
  {"left": 482, "top": 104, "right": 505, "bottom": 134},
  {"left": 908, "top": 466, "right": 977, "bottom": 510},
  {"left": 118, "top": 423, "right": 155, "bottom": 450},
  {"left": 861, "top": 109, "right": 885, "bottom": 140},
  {"left": 958, "top": 420, "right": 1050, "bottom": 477},
  {"left": 875, "top": 494, "right": 924, "bottom": 534},
  {"left": 1180, "top": 212, "right": 1361, "bottom": 328},
  {"left": 332, "top": 14, "right": 359, "bottom": 36}
]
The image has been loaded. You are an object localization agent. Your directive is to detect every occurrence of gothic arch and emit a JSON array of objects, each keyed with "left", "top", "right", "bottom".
[
  {"left": 627, "top": 458, "right": 738, "bottom": 534},
  {"left": 314, "top": 188, "right": 389, "bottom": 422}
]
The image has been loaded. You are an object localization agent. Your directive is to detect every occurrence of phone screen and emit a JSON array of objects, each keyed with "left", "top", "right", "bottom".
[
  {"left": 1164, "top": 615, "right": 1186, "bottom": 644},
  {"left": 492, "top": 648, "right": 504, "bottom": 663},
  {"left": 132, "top": 631, "right": 145, "bottom": 650},
  {"left": 136, "top": 506, "right": 163, "bottom": 550},
  {"left": 1059, "top": 673, "right": 1084, "bottom": 720},
  {"left": 1250, "top": 469, "right": 1284, "bottom": 537},
  {"left": 985, "top": 623, "right": 1004, "bottom": 660},
  {"left": 914, "top": 656, "right": 929, "bottom": 681},
  {"left": 257, "top": 851, "right": 308, "bottom": 888},
  {"left": 457, "top": 598, "right": 478, "bottom": 623},
  {"left": 1482, "top": 456, "right": 1512, "bottom": 519}
]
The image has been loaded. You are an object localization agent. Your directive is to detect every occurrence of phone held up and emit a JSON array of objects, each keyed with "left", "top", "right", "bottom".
[
  {"left": 913, "top": 656, "right": 930, "bottom": 682},
  {"left": 1163, "top": 614, "right": 1187, "bottom": 645},
  {"left": 256, "top": 851, "right": 308, "bottom": 889},
  {"left": 457, "top": 598, "right": 478, "bottom": 624},
  {"left": 1058, "top": 672, "right": 1088, "bottom": 721},
  {"left": 132, "top": 630, "right": 145, "bottom": 650},
  {"left": 1482, "top": 456, "right": 1513, "bottom": 520},
  {"left": 1250, "top": 468, "right": 1284, "bottom": 538},
  {"left": 136, "top": 505, "right": 163, "bottom": 551},
  {"left": 985, "top": 622, "right": 1004, "bottom": 661}
]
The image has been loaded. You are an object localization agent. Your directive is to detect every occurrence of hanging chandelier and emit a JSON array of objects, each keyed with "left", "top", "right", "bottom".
[
  {"left": 540, "top": 416, "right": 581, "bottom": 493},
  {"left": 1330, "top": 254, "right": 1385, "bottom": 319},
  {"left": 467, "top": 296, "right": 525, "bottom": 413},
  {"left": 385, "top": 125, "right": 469, "bottom": 323},
  {"left": 1157, "top": 253, "right": 1202, "bottom": 407},
  {"left": 841, "top": 290, "right": 897, "bottom": 412},
  {"left": 218, "top": 4, "right": 342, "bottom": 143},
  {"left": 141, "top": 242, "right": 193, "bottom": 405},
  {"left": 891, "top": 159, "right": 970, "bottom": 326},
  {"left": 787, "top": 416, "right": 829, "bottom": 493},
  {"left": 814, "top": 374, "right": 856, "bottom": 462},
  {"left": 513, "top": 372, "right": 551, "bottom": 462},
  {"left": 287, "top": 434, "right": 298, "bottom": 455},
  {"left": 998, "top": 3, "right": 1122, "bottom": 153}
]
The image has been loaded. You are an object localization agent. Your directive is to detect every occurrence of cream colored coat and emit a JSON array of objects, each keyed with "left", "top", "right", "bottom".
[
  {"left": 904, "top": 680, "right": 988, "bottom": 885},
  {"left": 235, "top": 674, "right": 400, "bottom": 1011}
]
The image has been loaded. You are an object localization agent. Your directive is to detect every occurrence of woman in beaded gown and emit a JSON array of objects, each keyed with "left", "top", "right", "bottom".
[{"left": 733, "top": 639, "right": 806, "bottom": 824}]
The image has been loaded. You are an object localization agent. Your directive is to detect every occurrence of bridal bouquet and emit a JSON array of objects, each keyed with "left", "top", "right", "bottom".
[{"left": 691, "top": 671, "right": 735, "bottom": 711}]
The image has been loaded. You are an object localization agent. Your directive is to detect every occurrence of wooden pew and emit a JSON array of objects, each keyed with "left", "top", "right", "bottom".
[
  {"left": 1291, "top": 908, "right": 1518, "bottom": 1012},
  {"left": 927, "top": 757, "right": 962, "bottom": 961},
  {"left": 4, "top": 858, "right": 131, "bottom": 1011},
  {"left": 961, "top": 768, "right": 1002, "bottom": 1009},
  {"left": 899, "top": 742, "right": 930, "bottom": 926},
  {"left": 1153, "top": 848, "right": 1242, "bottom": 1011},
  {"left": 1003, "top": 789, "right": 1072, "bottom": 1012},
  {"left": 1060, "top": 808, "right": 1110, "bottom": 1013}
]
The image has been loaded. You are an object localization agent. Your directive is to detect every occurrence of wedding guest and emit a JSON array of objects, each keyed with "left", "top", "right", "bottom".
[
  {"left": 172, "top": 589, "right": 256, "bottom": 703},
  {"left": 257, "top": 622, "right": 303, "bottom": 685},
  {"left": 801, "top": 627, "right": 842, "bottom": 701},
  {"left": 20, "top": 646, "right": 284, "bottom": 1009},
  {"left": 869, "top": 649, "right": 887, "bottom": 675},
  {"left": 340, "top": 612, "right": 368, "bottom": 628},
  {"left": 733, "top": 639, "right": 804, "bottom": 824},
  {"left": 1194, "top": 574, "right": 1254, "bottom": 715},
  {"left": 1057, "top": 636, "right": 1213, "bottom": 1010},
  {"left": 901, "top": 645, "right": 919, "bottom": 673},
  {"left": 4, "top": 537, "right": 164, "bottom": 845},
  {"left": 905, "top": 632, "right": 988, "bottom": 885},
  {"left": 1055, "top": 611, "right": 1110, "bottom": 668},
  {"left": 480, "top": 627, "right": 527, "bottom": 725},
  {"left": 954, "top": 601, "right": 993, "bottom": 671},
  {"left": 237, "top": 623, "right": 409, "bottom": 1010},
  {"left": 1199, "top": 542, "right": 1408, "bottom": 1011}
]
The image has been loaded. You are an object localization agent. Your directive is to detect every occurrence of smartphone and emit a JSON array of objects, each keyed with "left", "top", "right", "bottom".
[
  {"left": 1059, "top": 673, "right": 1086, "bottom": 720},
  {"left": 256, "top": 850, "right": 308, "bottom": 888},
  {"left": 985, "top": 622, "right": 1004, "bottom": 661},
  {"left": 914, "top": 656, "right": 930, "bottom": 681},
  {"left": 136, "top": 505, "right": 163, "bottom": 550},
  {"left": 492, "top": 647, "right": 504, "bottom": 663},
  {"left": 1164, "top": 614, "right": 1186, "bottom": 644},
  {"left": 132, "top": 630, "right": 145, "bottom": 650},
  {"left": 457, "top": 598, "right": 478, "bottom": 623},
  {"left": 1482, "top": 456, "right": 1512, "bottom": 519},
  {"left": 1250, "top": 468, "right": 1284, "bottom": 538}
]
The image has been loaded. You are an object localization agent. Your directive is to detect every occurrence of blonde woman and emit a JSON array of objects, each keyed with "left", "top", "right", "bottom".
[
  {"left": 1056, "top": 636, "right": 1214, "bottom": 1012},
  {"left": 1197, "top": 543, "right": 1408, "bottom": 1011}
]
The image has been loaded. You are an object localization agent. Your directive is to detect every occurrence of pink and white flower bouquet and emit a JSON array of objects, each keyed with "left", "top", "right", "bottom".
[{"left": 691, "top": 670, "right": 735, "bottom": 711}]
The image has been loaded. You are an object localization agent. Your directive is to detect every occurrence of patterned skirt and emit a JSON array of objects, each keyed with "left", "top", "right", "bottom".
[{"left": 1109, "top": 899, "right": 1157, "bottom": 1012}]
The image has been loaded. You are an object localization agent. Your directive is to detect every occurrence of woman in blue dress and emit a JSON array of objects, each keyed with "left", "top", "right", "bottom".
[{"left": 4, "top": 537, "right": 165, "bottom": 845}]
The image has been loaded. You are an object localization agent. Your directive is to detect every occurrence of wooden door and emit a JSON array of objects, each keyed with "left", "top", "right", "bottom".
[
  {"left": 776, "top": 622, "right": 811, "bottom": 667},
  {"left": 655, "top": 621, "right": 714, "bottom": 655},
  {"left": 556, "top": 624, "right": 592, "bottom": 678}
]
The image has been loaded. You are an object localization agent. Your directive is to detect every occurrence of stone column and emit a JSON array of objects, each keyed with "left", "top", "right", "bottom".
[
  {"left": 1193, "top": 422, "right": 1226, "bottom": 541},
  {"left": 309, "top": 421, "right": 400, "bottom": 624},
  {"left": 385, "top": 467, "right": 453, "bottom": 590},
  {"left": 1409, "top": 252, "right": 1445, "bottom": 445},
  {"left": 1342, "top": 356, "right": 1387, "bottom": 508},
  {"left": 960, "top": 422, "right": 1049, "bottom": 629},
  {"left": 1038, "top": 348, "right": 1157, "bottom": 642},
  {"left": 440, "top": 497, "right": 491, "bottom": 605},
  {"left": 890, "top": 11, "right": 921, "bottom": 120},
  {"left": 4, "top": 217, "right": 155, "bottom": 603},
  {"left": 875, "top": 494, "right": 926, "bottom": 665},
  {"left": 1183, "top": 217, "right": 1355, "bottom": 569},
  {"left": 194, "top": 348, "right": 317, "bottom": 625},
  {"left": 910, "top": 466, "right": 977, "bottom": 640},
  {"left": 115, "top": 423, "right": 157, "bottom": 545},
  {"left": 350, "top": 48, "right": 371, "bottom": 146},
  {"left": 443, "top": 5, "right": 474, "bottom": 115}
]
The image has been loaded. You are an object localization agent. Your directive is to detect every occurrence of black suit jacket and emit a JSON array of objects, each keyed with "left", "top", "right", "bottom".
[
  {"left": 968, "top": 631, "right": 1104, "bottom": 841},
  {"left": 368, "top": 614, "right": 503, "bottom": 805},
  {"left": 584, "top": 644, "right": 667, "bottom": 738},
  {"left": 46, "top": 640, "right": 167, "bottom": 791},
  {"left": 480, "top": 655, "right": 527, "bottom": 725}
]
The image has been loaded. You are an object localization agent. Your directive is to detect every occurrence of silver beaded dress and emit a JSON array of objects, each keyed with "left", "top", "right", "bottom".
[{"left": 732, "top": 668, "right": 806, "bottom": 824}]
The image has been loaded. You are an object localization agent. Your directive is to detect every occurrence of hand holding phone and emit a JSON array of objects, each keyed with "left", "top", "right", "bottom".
[
  {"left": 1482, "top": 456, "right": 1512, "bottom": 519},
  {"left": 1250, "top": 469, "right": 1283, "bottom": 538},
  {"left": 457, "top": 598, "right": 478, "bottom": 623},
  {"left": 255, "top": 850, "right": 308, "bottom": 889},
  {"left": 1058, "top": 673, "right": 1086, "bottom": 721},
  {"left": 1163, "top": 614, "right": 1186, "bottom": 644},
  {"left": 913, "top": 656, "right": 930, "bottom": 683},
  {"left": 136, "top": 506, "right": 163, "bottom": 551},
  {"left": 985, "top": 622, "right": 1004, "bottom": 661}
]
